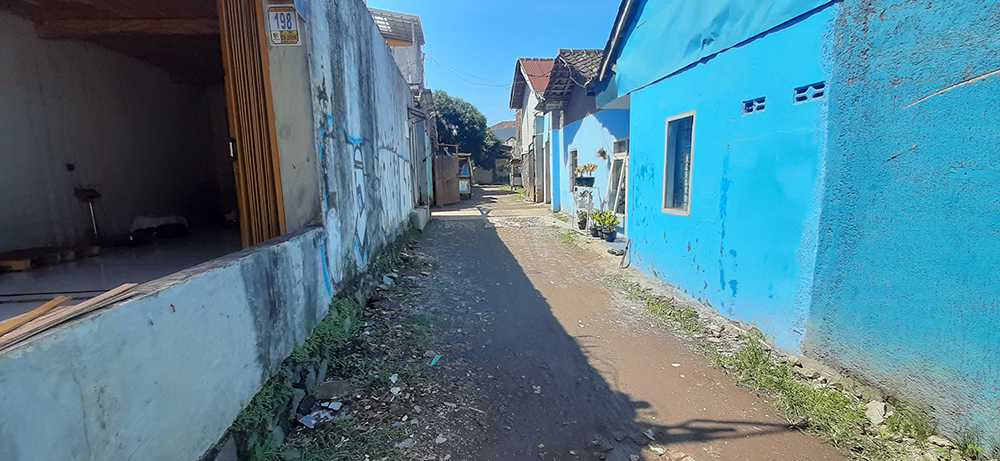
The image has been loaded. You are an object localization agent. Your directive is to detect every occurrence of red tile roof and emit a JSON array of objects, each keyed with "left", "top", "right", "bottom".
[
  {"left": 509, "top": 57, "right": 555, "bottom": 109},
  {"left": 489, "top": 120, "right": 518, "bottom": 130},
  {"left": 519, "top": 58, "right": 555, "bottom": 93}
]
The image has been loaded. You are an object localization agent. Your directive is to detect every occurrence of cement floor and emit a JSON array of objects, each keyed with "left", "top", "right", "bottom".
[{"left": 0, "top": 223, "right": 241, "bottom": 322}]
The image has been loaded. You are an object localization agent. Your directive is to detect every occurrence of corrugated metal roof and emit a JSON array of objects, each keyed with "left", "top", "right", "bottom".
[
  {"left": 369, "top": 8, "right": 425, "bottom": 46},
  {"left": 509, "top": 57, "right": 554, "bottom": 109}
]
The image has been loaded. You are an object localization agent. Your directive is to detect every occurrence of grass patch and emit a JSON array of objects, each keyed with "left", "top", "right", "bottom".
[
  {"left": 553, "top": 213, "right": 570, "bottom": 223},
  {"left": 557, "top": 230, "right": 578, "bottom": 244},
  {"left": 499, "top": 185, "right": 526, "bottom": 197},
  {"left": 295, "top": 418, "right": 406, "bottom": 461},
  {"left": 713, "top": 330, "right": 904, "bottom": 459},
  {"left": 605, "top": 276, "right": 704, "bottom": 334}
]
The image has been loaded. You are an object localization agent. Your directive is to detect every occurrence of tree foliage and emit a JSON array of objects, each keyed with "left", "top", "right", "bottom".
[{"left": 432, "top": 89, "right": 505, "bottom": 169}]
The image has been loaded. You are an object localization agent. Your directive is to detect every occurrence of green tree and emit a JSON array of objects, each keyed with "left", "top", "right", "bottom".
[{"left": 432, "top": 89, "right": 503, "bottom": 169}]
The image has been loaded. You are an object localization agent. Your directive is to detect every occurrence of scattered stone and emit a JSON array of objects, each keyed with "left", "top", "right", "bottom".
[
  {"left": 393, "top": 438, "right": 415, "bottom": 448},
  {"left": 421, "top": 271, "right": 431, "bottom": 276},
  {"left": 671, "top": 363, "right": 681, "bottom": 368},
  {"left": 298, "top": 414, "right": 317, "bottom": 428},
  {"left": 865, "top": 401, "right": 887, "bottom": 426},
  {"left": 321, "top": 401, "right": 342, "bottom": 411},
  {"left": 382, "top": 275, "right": 394, "bottom": 285},
  {"left": 643, "top": 429, "right": 656, "bottom": 441},
  {"left": 390, "top": 373, "right": 398, "bottom": 383},
  {"left": 290, "top": 389, "right": 307, "bottom": 418},
  {"left": 315, "top": 380, "right": 351, "bottom": 400},
  {"left": 596, "top": 440, "right": 614, "bottom": 452},
  {"left": 927, "top": 435, "right": 954, "bottom": 448},
  {"left": 386, "top": 272, "right": 399, "bottom": 279},
  {"left": 296, "top": 394, "right": 316, "bottom": 416},
  {"left": 424, "top": 350, "right": 438, "bottom": 358},
  {"left": 435, "top": 436, "right": 447, "bottom": 444},
  {"left": 666, "top": 450, "right": 688, "bottom": 461},
  {"left": 538, "top": 444, "right": 544, "bottom": 448},
  {"left": 630, "top": 455, "right": 641, "bottom": 461},
  {"left": 213, "top": 436, "right": 237, "bottom": 461},
  {"left": 650, "top": 446, "right": 665, "bottom": 455},
  {"left": 443, "top": 402, "right": 457, "bottom": 408},
  {"left": 569, "top": 450, "right": 577, "bottom": 455}
]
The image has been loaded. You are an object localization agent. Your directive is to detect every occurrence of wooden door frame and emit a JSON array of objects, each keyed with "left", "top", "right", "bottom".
[{"left": 218, "top": 0, "right": 287, "bottom": 248}]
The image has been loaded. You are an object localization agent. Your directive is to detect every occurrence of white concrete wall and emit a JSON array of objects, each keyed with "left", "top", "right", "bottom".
[
  {"left": 0, "top": 229, "right": 330, "bottom": 461},
  {"left": 0, "top": 11, "right": 220, "bottom": 253},
  {"left": 305, "top": 0, "right": 417, "bottom": 283},
  {"left": 265, "top": 2, "right": 322, "bottom": 232},
  {"left": 390, "top": 43, "right": 423, "bottom": 88}
]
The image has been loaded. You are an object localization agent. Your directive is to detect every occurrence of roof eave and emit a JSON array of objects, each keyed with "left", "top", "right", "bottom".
[{"left": 598, "top": 0, "right": 640, "bottom": 81}]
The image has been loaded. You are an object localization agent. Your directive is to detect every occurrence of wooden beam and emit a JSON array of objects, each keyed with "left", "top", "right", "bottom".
[{"left": 37, "top": 18, "right": 219, "bottom": 38}]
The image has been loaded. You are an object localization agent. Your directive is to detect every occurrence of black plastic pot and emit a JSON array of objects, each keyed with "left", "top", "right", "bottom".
[
  {"left": 575, "top": 177, "right": 596, "bottom": 187},
  {"left": 577, "top": 220, "right": 587, "bottom": 230},
  {"left": 590, "top": 227, "right": 601, "bottom": 238},
  {"left": 604, "top": 230, "right": 617, "bottom": 242}
]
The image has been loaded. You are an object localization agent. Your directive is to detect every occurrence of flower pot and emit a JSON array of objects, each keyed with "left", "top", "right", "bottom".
[
  {"left": 575, "top": 177, "right": 596, "bottom": 187},
  {"left": 590, "top": 227, "right": 601, "bottom": 238},
  {"left": 604, "top": 230, "right": 618, "bottom": 242},
  {"left": 577, "top": 220, "right": 587, "bottom": 230}
]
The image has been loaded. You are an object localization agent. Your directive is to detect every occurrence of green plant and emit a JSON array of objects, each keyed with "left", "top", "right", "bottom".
[
  {"left": 591, "top": 210, "right": 620, "bottom": 232},
  {"left": 577, "top": 190, "right": 593, "bottom": 200},
  {"left": 576, "top": 210, "right": 589, "bottom": 222},
  {"left": 558, "top": 230, "right": 578, "bottom": 244}
]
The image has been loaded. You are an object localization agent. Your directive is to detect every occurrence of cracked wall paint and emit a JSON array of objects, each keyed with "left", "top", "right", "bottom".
[{"left": 805, "top": 0, "right": 1000, "bottom": 447}]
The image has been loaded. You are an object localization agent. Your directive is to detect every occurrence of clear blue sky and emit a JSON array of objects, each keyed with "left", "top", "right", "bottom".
[{"left": 366, "top": 0, "right": 622, "bottom": 125}]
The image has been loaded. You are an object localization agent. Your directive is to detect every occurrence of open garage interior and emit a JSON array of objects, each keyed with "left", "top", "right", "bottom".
[{"left": 0, "top": 0, "right": 247, "bottom": 320}]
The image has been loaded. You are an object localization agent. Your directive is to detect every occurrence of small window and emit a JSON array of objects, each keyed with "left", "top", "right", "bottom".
[
  {"left": 793, "top": 81, "right": 825, "bottom": 103},
  {"left": 662, "top": 111, "right": 695, "bottom": 215},
  {"left": 613, "top": 138, "right": 629, "bottom": 153},
  {"left": 569, "top": 149, "right": 578, "bottom": 184},
  {"left": 741, "top": 96, "right": 766, "bottom": 114}
]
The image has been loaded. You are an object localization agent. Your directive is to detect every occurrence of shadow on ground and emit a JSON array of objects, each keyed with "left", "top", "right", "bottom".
[{"left": 414, "top": 188, "right": 801, "bottom": 460}]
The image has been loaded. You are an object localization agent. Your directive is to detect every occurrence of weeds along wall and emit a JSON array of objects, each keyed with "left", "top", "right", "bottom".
[
  {"left": 305, "top": 0, "right": 417, "bottom": 285},
  {"left": 805, "top": 0, "right": 1000, "bottom": 447},
  {"left": 623, "top": 5, "right": 836, "bottom": 353}
]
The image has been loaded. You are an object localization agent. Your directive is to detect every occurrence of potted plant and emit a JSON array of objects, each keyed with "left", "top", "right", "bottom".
[
  {"left": 593, "top": 210, "right": 620, "bottom": 242},
  {"left": 576, "top": 210, "right": 588, "bottom": 230},
  {"left": 588, "top": 211, "right": 602, "bottom": 238},
  {"left": 575, "top": 163, "right": 598, "bottom": 187}
]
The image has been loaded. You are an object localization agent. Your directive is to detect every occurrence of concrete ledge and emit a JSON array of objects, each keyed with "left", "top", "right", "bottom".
[
  {"left": 409, "top": 206, "right": 430, "bottom": 231},
  {"left": 0, "top": 227, "right": 332, "bottom": 461}
]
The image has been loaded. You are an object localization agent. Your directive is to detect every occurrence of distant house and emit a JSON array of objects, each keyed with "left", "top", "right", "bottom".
[
  {"left": 597, "top": 0, "right": 1000, "bottom": 447},
  {"left": 488, "top": 120, "right": 517, "bottom": 143},
  {"left": 509, "top": 57, "right": 554, "bottom": 202}
]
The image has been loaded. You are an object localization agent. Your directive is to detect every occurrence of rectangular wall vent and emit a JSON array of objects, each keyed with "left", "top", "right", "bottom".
[
  {"left": 794, "top": 82, "right": 826, "bottom": 103},
  {"left": 741, "top": 97, "right": 766, "bottom": 114}
]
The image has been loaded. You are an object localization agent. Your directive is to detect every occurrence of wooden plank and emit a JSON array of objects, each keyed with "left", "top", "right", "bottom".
[
  {"left": 36, "top": 18, "right": 220, "bottom": 38},
  {"left": 0, "top": 258, "right": 31, "bottom": 272},
  {"left": 0, "top": 284, "right": 137, "bottom": 352},
  {"left": 0, "top": 297, "right": 70, "bottom": 336}
]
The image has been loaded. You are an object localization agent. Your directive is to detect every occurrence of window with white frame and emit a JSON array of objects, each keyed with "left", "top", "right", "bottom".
[{"left": 662, "top": 111, "right": 695, "bottom": 215}]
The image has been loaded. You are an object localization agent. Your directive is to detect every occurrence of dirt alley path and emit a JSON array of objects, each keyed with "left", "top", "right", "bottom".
[{"left": 409, "top": 187, "right": 841, "bottom": 461}]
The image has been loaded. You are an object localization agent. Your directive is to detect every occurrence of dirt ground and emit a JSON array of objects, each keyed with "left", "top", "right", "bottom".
[{"left": 371, "top": 186, "right": 842, "bottom": 461}]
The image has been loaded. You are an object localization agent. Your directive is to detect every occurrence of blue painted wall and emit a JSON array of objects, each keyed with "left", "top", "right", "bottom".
[
  {"left": 556, "top": 110, "right": 630, "bottom": 215},
  {"left": 805, "top": 0, "right": 1000, "bottom": 445},
  {"left": 599, "top": 0, "right": 832, "bottom": 106},
  {"left": 623, "top": 5, "right": 836, "bottom": 352}
]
